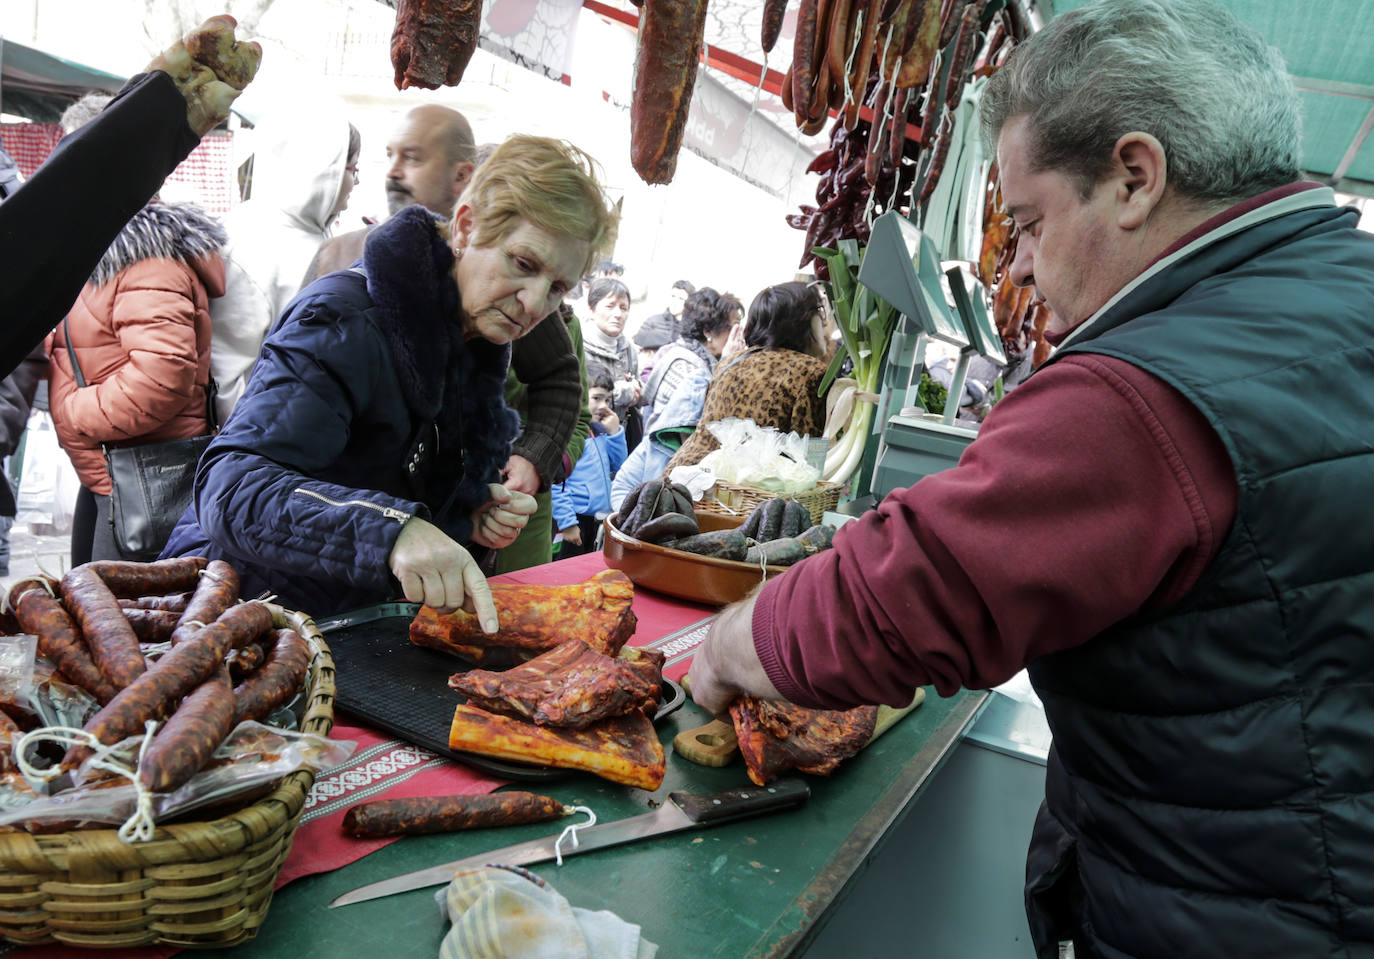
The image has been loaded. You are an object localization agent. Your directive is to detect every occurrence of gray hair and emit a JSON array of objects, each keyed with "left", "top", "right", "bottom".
[
  {"left": 59, "top": 92, "right": 114, "bottom": 136},
  {"left": 980, "top": 0, "right": 1301, "bottom": 204}
]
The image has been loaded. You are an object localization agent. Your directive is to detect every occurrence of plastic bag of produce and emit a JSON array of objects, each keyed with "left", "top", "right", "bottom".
[{"left": 696, "top": 419, "right": 819, "bottom": 493}]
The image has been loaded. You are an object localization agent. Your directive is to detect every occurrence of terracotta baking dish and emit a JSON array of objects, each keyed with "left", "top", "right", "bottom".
[{"left": 602, "top": 512, "right": 789, "bottom": 607}]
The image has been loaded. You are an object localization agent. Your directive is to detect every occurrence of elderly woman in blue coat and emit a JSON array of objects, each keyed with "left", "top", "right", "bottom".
[{"left": 162, "top": 135, "right": 618, "bottom": 629}]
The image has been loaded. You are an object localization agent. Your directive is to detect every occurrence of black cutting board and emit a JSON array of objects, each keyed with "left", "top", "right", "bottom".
[{"left": 316, "top": 603, "right": 684, "bottom": 782}]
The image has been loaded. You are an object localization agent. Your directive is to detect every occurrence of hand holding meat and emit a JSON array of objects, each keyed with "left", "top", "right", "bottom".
[
  {"left": 688, "top": 595, "right": 784, "bottom": 716},
  {"left": 390, "top": 517, "right": 498, "bottom": 629},
  {"left": 144, "top": 14, "right": 262, "bottom": 135},
  {"left": 470, "top": 485, "right": 537, "bottom": 550}
]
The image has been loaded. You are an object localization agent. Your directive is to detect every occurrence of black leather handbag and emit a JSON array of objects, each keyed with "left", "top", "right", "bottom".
[{"left": 63, "top": 327, "right": 217, "bottom": 561}]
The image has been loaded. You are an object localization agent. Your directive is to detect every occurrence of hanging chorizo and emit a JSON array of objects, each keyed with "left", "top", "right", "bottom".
[{"left": 630, "top": 0, "right": 711, "bottom": 184}]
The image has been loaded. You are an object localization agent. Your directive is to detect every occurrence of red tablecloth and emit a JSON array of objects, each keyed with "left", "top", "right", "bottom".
[{"left": 25, "top": 554, "right": 715, "bottom": 958}]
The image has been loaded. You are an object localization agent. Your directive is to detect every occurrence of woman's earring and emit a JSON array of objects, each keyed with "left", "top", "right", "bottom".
[{"left": 454, "top": 247, "right": 464, "bottom": 260}]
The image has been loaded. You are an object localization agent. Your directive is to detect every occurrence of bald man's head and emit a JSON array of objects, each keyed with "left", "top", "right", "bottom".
[{"left": 384, "top": 104, "right": 477, "bottom": 217}]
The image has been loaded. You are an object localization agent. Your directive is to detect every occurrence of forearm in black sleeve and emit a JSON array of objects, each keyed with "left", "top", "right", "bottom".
[
  {"left": 509, "top": 316, "right": 582, "bottom": 485},
  {"left": 0, "top": 71, "right": 199, "bottom": 379}
]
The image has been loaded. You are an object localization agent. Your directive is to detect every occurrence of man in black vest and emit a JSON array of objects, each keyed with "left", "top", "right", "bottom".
[{"left": 689, "top": 1, "right": 1374, "bottom": 956}]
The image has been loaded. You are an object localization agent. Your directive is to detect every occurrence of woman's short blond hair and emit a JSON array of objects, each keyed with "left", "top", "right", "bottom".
[{"left": 459, "top": 134, "right": 618, "bottom": 277}]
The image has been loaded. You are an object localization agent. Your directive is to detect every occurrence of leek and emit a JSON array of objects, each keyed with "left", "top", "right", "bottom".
[{"left": 814, "top": 240, "right": 898, "bottom": 488}]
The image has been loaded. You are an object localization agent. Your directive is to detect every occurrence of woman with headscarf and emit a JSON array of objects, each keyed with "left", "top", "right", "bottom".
[
  {"left": 666, "top": 281, "right": 832, "bottom": 471},
  {"left": 162, "top": 135, "right": 619, "bottom": 625}
]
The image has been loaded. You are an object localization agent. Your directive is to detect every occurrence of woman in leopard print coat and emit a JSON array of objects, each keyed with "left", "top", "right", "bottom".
[{"left": 666, "top": 281, "right": 832, "bottom": 470}]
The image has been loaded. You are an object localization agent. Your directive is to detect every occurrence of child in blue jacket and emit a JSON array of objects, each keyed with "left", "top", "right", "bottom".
[{"left": 553, "top": 367, "right": 627, "bottom": 556}]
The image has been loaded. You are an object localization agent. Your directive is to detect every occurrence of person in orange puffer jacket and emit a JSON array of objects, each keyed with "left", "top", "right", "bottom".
[{"left": 45, "top": 96, "right": 224, "bottom": 565}]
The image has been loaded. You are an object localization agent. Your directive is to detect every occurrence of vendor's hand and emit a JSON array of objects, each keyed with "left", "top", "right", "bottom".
[
  {"left": 501, "top": 454, "right": 541, "bottom": 495},
  {"left": 561, "top": 525, "right": 583, "bottom": 547},
  {"left": 389, "top": 517, "right": 497, "bottom": 630},
  {"left": 688, "top": 592, "right": 783, "bottom": 716},
  {"left": 593, "top": 407, "right": 621, "bottom": 435},
  {"left": 471, "top": 484, "right": 538, "bottom": 549},
  {"left": 146, "top": 14, "right": 263, "bottom": 135}
]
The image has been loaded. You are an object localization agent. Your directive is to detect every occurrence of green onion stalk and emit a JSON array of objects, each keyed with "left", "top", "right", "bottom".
[{"left": 814, "top": 240, "right": 897, "bottom": 487}]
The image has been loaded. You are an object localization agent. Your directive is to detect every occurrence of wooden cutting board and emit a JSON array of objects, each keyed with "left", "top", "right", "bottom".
[{"left": 673, "top": 688, "right": 926, "bottom": 767}]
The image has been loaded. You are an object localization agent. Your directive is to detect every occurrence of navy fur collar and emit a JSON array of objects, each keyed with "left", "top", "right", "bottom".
[{"left": 362, "top": 206, "right": 521, "bottom": 523}]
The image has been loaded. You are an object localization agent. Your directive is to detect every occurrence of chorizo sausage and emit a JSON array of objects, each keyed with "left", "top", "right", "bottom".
[
  {"left": 225, "top": 641, "right": 266, "bottom": 683},
  {"left": 842, "top": 0, "right": 883, "bottom": 129},
  {"left": 8, "top": 579, "right": 118, "bottom": 704},
  {"left": 341, "top": 791, "right": 568, "bottom": 838},
  {"left": 390, "top": 0, "right": 481, "bottom": 90},
  {"left": 761, "top": 0, "right": 787, "bottom": 54},
  {"left": 233, "top": 628, "right": 311, "bottom": 724},
  {"left": 123, "top": 608, "right": 180, "bottom": 644},
  {"left": 172, "top": 560, "right": 240, "bottom": 643},
  {"left": 64, "top": 601, "right": 275, "bottom": 770},
  {"left": 137, "top": 668, "right": 235, "bottom": 793},
  {"left": 118, "top": 592, "right": 192, "bottom": 612},
  {"left": 86, "top": 558, "right": 209, "bottom": 598},
  {"left": 60, "top": 567, "right": 146, "bottom": 691},
  {"left": 630, "top": 0, "right": 712, "bottom": 184}
]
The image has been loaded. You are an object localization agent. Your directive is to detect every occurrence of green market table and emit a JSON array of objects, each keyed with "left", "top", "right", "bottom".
[{"left": 234, "top": 553, "right": 988, "bottom": 958}]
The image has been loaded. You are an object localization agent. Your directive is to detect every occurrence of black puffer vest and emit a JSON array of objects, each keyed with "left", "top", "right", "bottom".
[{"left": 1025, "top": 197, "right": 1374, "bottom": 958}]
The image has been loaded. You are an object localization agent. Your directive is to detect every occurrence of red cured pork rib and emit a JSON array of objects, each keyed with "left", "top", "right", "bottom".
[
  {"left": 410, "top": 569, "right": 637, "bottom": 660},
  {"left": 730, "top": 696, "right": 878, "bottom": 786},
  {"left": 449, "top": 639, "right": 661, "bottom": 728}
]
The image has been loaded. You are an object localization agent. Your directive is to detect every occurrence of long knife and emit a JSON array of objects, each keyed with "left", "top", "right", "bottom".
[{"left": 329, "top": 778, "right": 810, "bottom": 908}]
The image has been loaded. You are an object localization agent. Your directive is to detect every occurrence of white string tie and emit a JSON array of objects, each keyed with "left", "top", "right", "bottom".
[
  {"left": 553, "top": 806, "right": 597, "bottom": 866},
  {"left": 14, "top": 719, "right": 161, "bottom": 843}
]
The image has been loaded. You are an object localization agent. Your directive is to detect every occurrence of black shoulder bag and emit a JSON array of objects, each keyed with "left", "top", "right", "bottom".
[{"left": 63, "top": 325, "right": 218, "bottom": 561}]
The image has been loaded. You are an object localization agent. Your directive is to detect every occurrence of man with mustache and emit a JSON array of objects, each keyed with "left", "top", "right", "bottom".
[{"left": 304, "top": 105, "right": 583, "bottom": 563}]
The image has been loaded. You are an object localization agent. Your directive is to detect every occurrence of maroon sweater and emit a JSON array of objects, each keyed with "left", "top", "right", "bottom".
[{"left": 754, "top": 352, "right": 1238, "bottom": 708}]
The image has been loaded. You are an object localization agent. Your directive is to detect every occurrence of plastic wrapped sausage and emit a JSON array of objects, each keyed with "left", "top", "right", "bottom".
[{"left": 341, "top": 791, "right": 568, "bottom": 838}]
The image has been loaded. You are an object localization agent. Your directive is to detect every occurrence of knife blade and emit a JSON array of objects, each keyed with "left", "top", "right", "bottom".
[{"left": 329, "top": 777, "right": 810, "bottom": 908}]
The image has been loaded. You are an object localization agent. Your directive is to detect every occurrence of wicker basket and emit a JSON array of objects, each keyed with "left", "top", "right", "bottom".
[
  {"left": 696, "top": 479, "right": 843, "bottom": 521},
  {"left": 0, "top": 604, "right": 335, "bottom": 949}
]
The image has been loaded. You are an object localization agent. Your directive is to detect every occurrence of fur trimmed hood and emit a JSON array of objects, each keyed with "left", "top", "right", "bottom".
[{"left": 91, "top": 202, "right": 227, "bottom": 288}]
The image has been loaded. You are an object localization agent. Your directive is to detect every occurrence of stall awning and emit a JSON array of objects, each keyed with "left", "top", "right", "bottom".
[{"left": 0, "top": 36, "right": 127, "bottom": 122}]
